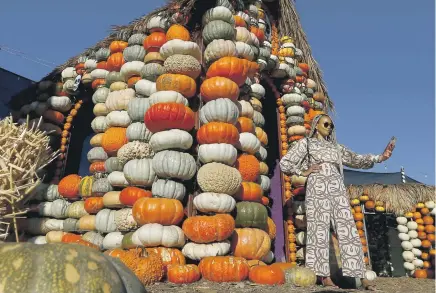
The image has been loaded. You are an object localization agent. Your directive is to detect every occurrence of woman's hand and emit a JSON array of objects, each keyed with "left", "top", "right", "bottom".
[
  {"left": 380, "top": 138, "right": 396, "bottom": 162},
  {"left": 301, "top": 164, "right": 322, "bottom": 177}
]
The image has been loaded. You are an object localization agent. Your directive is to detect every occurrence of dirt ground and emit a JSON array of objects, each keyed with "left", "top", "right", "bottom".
[{"left": 146, "top": 277, "right": 435, "bottom": 293}]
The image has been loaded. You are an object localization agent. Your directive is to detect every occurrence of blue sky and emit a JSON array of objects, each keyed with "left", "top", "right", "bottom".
[{"left": 1, "top": 0, "right": 434, "bottom": 184}]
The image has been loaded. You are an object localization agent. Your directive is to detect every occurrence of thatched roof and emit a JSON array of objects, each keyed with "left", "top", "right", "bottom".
[
  {"left": 347, "top": 183, "right": 435, "bottom": 216},
  {"left": 39, "top": 0, "right": 332, "bottom": 110}
]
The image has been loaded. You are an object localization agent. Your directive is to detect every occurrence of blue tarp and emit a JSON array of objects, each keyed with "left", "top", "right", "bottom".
[{"left": 343, "top": 169, "right": 421, "bottom": 186}]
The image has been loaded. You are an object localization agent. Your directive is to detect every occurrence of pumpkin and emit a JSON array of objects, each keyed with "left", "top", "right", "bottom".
[
  {"left": 236, "top": 117, "right": 255, "bottom": 133},
  {"left": 166, "top": 24, "right": 190, "bottom": 41},
  {"left": 197, "top": 162, "right": 242, "bottom": 195},
  {"left": 134, "top": 223, "right": 185, "bottom": 248},
  {"left": 120, "top": 187, "right": 152, "bottom": 206},
  {"left": 110, "top": 41, "right": 128, "bottom": 53},
  {"left": 203, "top": 39, "right": 237, "bottom": 65},
  {"left": 159, "top": 40, "right": 201, "bottom": 61},
  {"left": 197, "top": 122, "right": 239, "bottom": 145},
  {"left": 354, "top": 212, "right": 364, "bottom": 221},
  {"left": 107, "top": 52, "right": 126, "bottom": 71},
  {"left": 114, "top": 209, "right": 138, "bottom": 232},
  {"left": 84, "top": 197, "right": 104, "bottom": 214},
  {"left": 144, "top": 102, "right": 195, "bottom": 133},
  {"left": 284, "top": 267, "right": 317, "bottom": 287},
  {"left": 0, "top": 243, "right": 146, "bottom": 292},
  {"left": 143, "top": 32, "right": 167, "bottom": 52},
  {"left": 107, "top": 171, "right": 129, "bottom": 187},
  {"left": 58, "top": 174, "right": 81, "bottom": 199},
  {"left": 95, "top": 209, "right": 117, "bottom": 233},
  {"left": 149, "top": 129, "right": 193, "bottom": 152},
  {"left": 182, "top": 241, "right": 231, "bottom": 261},
  {"left": 126, "top": 122, "right": 153, "bottom": 142},
  {"left": 156, "top": 74, "right": 196, "bottom": 98},
  {"left": 206, "top": 57, "right": 249, "bottom": 86},
  {"left": 414, "top": 269, "right": 428, "bottom": 279},
  {"left": 164, "top": 54, "right": 201, "bottom": 79},
  {"left": 197, "top": 143, "right": 237, "bottom": 166},
  {"left": 119, "top": 248, "right": 164, "bottom": 285},
  {"left": 200, "top": 77, "right": 239, "bottom": 102},
  {"left": 127, "top": 98, "right": 151, "bottom": 122},
  {"left": 152, "top": 150, "right": 196, "bottom": 180},
  {"left": 167, "top": 264, "right": 200, "bottom": 284},
  {"left": 249, "top": 265, "right": 285, "bottom": 285},
  {"left": 101, "top": 127, "right": 128, "bottom": 155},
  {"left": 198, "top": 256, "right": 249, "bottom": 282},
  {"left": 266, "top": 218, "right": 277, "bottom": 240},
  {"left": 234, "top": 182, "right": 263, "bottom": 203},
  {"left": 152, "top": 179, "right": 186, "bottom": 200},
  {"left": 237, "top": 132, "right": 261, "bottom": 154},
  {"left": 231, "top": 228, "right": 271, "bottom": 260},
  {"left": 235, "top": 154, "right": 260, "bottom": 182},
  {"left": 199, "top": 98, "right": 239, "bottom": 125},
  {"left": 132, "top": 197, "right": 184, "bottom": 226},
  {"left": 423, "top": 216, "right": 434, "bottom": 225},
  {"left": 78, "top": 176, "right": 94, "bottom": 198},
  {"left": 182, "top": 214, "right": 235, "bottom": 243},
  {"left": 146, "top": 247, "right": 186, "bottom": 272},
  {"left": 202, "top": 20, "right": 236, "bottom": 45},
  {"left": 270, "top": 262, "right": 296, "bottom": 271},
  {"left": 255, "top": 127, "right": 268, "bottom": 146},
  {"left": 425, "top": 225, "right": 435, "bottom": 234},
  {"left": 193, "top": 192, "right": 236, "bottom": 214},
  {"left": 148, "top": 91, "right": 188, "bottom": 106},
  {"left": 123, "top": 45, "right": 146, "bottom": 62},
  {"left": 43, "top": 110, "right": 64, "bottom": 125}
]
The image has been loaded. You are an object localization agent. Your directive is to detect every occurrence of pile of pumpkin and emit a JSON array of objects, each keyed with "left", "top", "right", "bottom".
[
  {"left": 397, "top": 200, "right": 435, "bottom": 279},
  {"left": 350, "top": 194, "right": 373, "bottom": 266},
  {"left": 17, "top": 0, "right": 324, "bottom": 287}
]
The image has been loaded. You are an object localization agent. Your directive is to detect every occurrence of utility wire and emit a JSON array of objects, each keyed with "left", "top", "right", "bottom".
[{"left": 0, "top": 45, "right": 56, "bottom": 68}]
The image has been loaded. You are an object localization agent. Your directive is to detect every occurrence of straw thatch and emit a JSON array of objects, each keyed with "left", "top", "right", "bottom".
[
  {"left": 347, "top": 183, "right": 436, "bottom": 216},
  {"left": 40, "top": 0, "right": 332, "bottom": 110}
]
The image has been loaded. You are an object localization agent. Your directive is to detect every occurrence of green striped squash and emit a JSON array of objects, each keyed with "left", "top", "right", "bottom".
[{"left": 79, "top": 176, "right": 94, "bottom": 198}]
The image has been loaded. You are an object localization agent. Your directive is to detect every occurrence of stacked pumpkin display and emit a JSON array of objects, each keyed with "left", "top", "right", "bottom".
[
  {"left": 398, "top": 200, "right": 435, "bottom": 279},
  {"left": 351, "top": 200, "right": 370, "bottom": 266}
]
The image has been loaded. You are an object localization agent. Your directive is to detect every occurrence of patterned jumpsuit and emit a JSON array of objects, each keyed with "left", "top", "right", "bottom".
[{"left": 280, "top": 138, "right": 378, "bottom": 278}]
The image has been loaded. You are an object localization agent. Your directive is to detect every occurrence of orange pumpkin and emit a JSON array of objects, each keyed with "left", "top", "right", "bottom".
[
  {"left": 360, "top": 237, "right": 367, "bottom": 246},
  {"left": 425, "top": 225, "right": 435, "bottom": 234},
  {"left": 199, "top": 256, "right": 249, "bottom": 282},
  {"left": 234, "top": 182, "right": 263, "bottom": 202},
  {"left": 182, "top": 214, "right": 235, "bottom": 243},
  {"left": 250, "top": 27, "right": 265, "bottom": 43},
  {"left": 417, "top": 225, "right": 425, "bottom": 232},
  {"left": 143, "top": 32, "right": 167, "bottom": 52},
  {"left": 298, "top": 63, "right": 310, "bottom": 73},
  {"left": 58, "top": 174, "right": 81, "bottom": 199},
  {"left": 236, "top": 117, "right": 255, "bottom": 133},
  {"left": 132, "top": 197, "right": 184, "bottom": 226},
  {"left": 421, "top": 252, "right": 430, "bottom": 260},
  {"left": 75, "top": 63, "right": 85, "bottom": 75},
  {"left": 127, "top": 76, "right": 142, "bottom": 88},
  {"left": 110, "top": 41, "right": 128, "bottom": 53},
  {"left": 101, "top": 127, "right": 128, "bottom": 155},
  {"left": 167, "top": 264, "right": 200, "bottom": 284},
  {"left": 414, "top": 269, "right": 428, "bottom": 279},
  {"left": 84, "top": 197, "right": 105, "bottom": 214},
  {"left": 358, "top": 229, "right": 365, "bottom": 237},
  {"left": 231, "top": 228, "right": 271, "bottom": 260},
  {"left": 62, "top": 233, "right": 82, "bottom": 243},
  {"left": 166, "top": 24, "right": 190, "bottom": 41},
  {"left": 92, "top": 78, "right": 106, "bottom": 89},
  {"left": 247, "top": 61, "right": 259, "bottom": 78},
  {"left": 247, "top": 260, "right": 266, "bottom": 270},
  {"left": 145, "top": 103, "right": 195, "bottom": 133},
  {"left": 261, "top": 196, "right": 270, "bottom": 206},
  {"left": 43, "top": 110, "right": 64, "bottom": 125},
  {"left": 355, "top": 221, "right": 364, "bottom": 230},
  {"left": 413, "top": 212, "right": 422, "bottom": 220},
  {"left": 289, "top": 243, "right": 297, "bottom": 252},
  {"left": 255, "top": 127, "right": 268, "bottom": 146},
  {"left": 270, "top": 262, "right": 296, "bottom": 271},
  {"left": 423, "top": 216, "right": 434, "bottom": 225},
  {"left": 249, "top": 265, "right": 285, "bottom": 285},
  {"left": 354, "top": 212, "right": 364, "bottom": 221},
  {"left": 427, "top": 233, "right": 435, "bottom": 244},
  {"left": 421, "top": 239, "right": 432, "bottom": 249},
  {"left": 420, "top": 207, "right": 430, "bottom": 215},
  {"left": 197, "top": 122, "right": 239, "bottom": 145},
  {"left": 354, "top": 206, "right": 362, "bottom": 213},
  {"left": 416, "top": 218, "right": 424, "bottom": 225},
  {"left": 89, "top": 161, "right": 106, "bottom": 174},
  {"left": 365, "top": 200, "right": 375, "bottom": 209},
  {"left": 107, "top": 52, "right": 125, "bottom": 72},
  {"left": 266, "top": 217, "right": 276, "bottom": 240},
  {"left": 105, "top": 248, "right": 126, "bottom": 258},
  {"left": 289, "top": 135, "right": 304, "bottom": 142},
  {"left": 120, "top": 187, "right": 152, "bottom": 206},
  {"left": 97, "top": 61, "right": 108, "bottom": 70},
  {"left": 146, "top": 247, "right": 186, "bottom": 272},
  {"left": 418, "top": 231, "right": 428, "bottom": 240},
  {"left": 233, "top": 15, "right": 247, "bottom": 27},
  {"left": 200, "top": 77, "right": 240, "bottom": 102},
  {"left": 235, "top": 154, "right": 260, "bottom": 182},
  {"left": 206, "top": 57, "right": 249, "bottom": 86},
  {"left": 156, "top": 74, "right": 196, "bottom": 98}
]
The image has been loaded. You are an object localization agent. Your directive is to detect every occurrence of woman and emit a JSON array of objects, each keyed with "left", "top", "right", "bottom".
[{"left": 280, "top": 114, "right": 394, "bottom": 290}]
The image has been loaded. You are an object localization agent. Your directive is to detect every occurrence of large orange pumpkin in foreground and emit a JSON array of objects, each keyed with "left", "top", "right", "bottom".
[
  {"left": 199, "top": 256, "right": 249, "bottom": 282},
  {"left": 133, "top": 197, "right": 184, "bottom": 226},
  {"left": 196, "top": 122, "right": 239, "bottom": 145},
  {"left": 231, "top": 228, "right": 271, "bottom": 260},
  {"left": 58, "top": 174, "right": 81, "bottom": 199},
  {"left": 144, "top": 103, "right": 195, "bottom": 133},
  {"left": 182, "top": 214, "right": 235, "bottom": 243}
]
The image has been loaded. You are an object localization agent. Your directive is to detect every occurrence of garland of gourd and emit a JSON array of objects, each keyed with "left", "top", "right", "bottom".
[{"left": 397, "top": 200, "right": 435, "bottom": 279}]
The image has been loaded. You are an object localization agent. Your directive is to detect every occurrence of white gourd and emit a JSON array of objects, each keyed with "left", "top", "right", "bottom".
[
  {"left": 397, "top": 225, "right": 408, "bottom": 233},
  {"left": 406, "top": 221, "right": 418, "bottom": 230},
  {"left": 114, "top": 208, "right": 138, "bottom": 231},
  {"left": 402, "top": 250, "right": 415, "bottom": 262},
  {"left": 152, "top": 179, "right": 186, "bottom": 200},
  {"left": 61, "top": 67, "right": 78, "bottom": 81},
  {"left": 123, "top": 159, "right": 156, "bottom": 187},
  {"left": 149, "top": 91, "right": 188, "bottom": 106},
  {"left": 412, "top": 248, "right": 422, "bottom": 257},
  {"left": 91, "top": 116, "right": 108, "bottom": 133},
  {"left": 126, "top": 122, "right": 153, "bottom": 142},
  {"left": 28, "top": 236, "right": 47, "bottom": 245},
  {"left": 108, "top": 171, "right": 129, "bottom": 187},
  {"left": 103, "top": 232, "right": 124, "bottom": 250},
  {"left": 103, "top": 191, "right": 123, "bottom": 208},
  {"left": 250, "top": 84, "right": 265, "bottom": 99},
  {"left": 410, "top": 238, "right": 421, "bottom": 248},
  {"left": 200, "top": 98, "right": 239, "bottom": 125},
  {"left": 135, "top": 79, "right": 157, "bottom": 97},
  {"left": 237, "top": 100, "right": 254, "bottom": 118},
  {"left": 120, "top": 61, "right": 145, "bottom": 79},
  {"left": 203, "top": 40, "right": 236, "bottom": 64},
  {"left": 152, "top": 151, "right": 196, "bottom": 180},
  {"left": 202, "top": 6, "right": 234, "bottom": 26},
  {"left": 281, "top": 93, "right": 303, "bottom": 106},
  {"left": 413, "top": 259, "right": 424, "bottom": 268},
  {"left": 87, "top": 147, "right": 108, "bottom": 163},
  {"left": 235, "top": 27, "right": 252, "bottom": 44},
  {"left": 255, "top": 146, "right": 267, "bottom": 161},
  {"left": 90, "top": 69, "right": 109, "bottom": 80},
  {"left": 403, "top": 262, "right": 415, "bottom": 271},
  {"left": 182, "top": 241, "right": 231, "bottom": 261},
  {"left": 134, "top": 223, "right": 185, "bottom": 248},
  {"left": 127, "top": 98, "right": 151, "bottom": 122},
  {"left": 258, "top": 175, "right": 271, "bottom": 191},
  {"left": 286, "top": 105, "right": 305, "bottom": 117},
  {"left": 287, "top": 125, "right": 306, "bottom": 136},
  {"left": 401, "top": 241, "right": 413, "bottom": 251},
  {"left": 82, "top": 231, "right": 104, "bottom": 249},
  {"left": 147, "top": 15, "right": 169, "bottom": 33},
  {"left": 193, "top": 193, "right": 236, "bottom": 213},
  {"left": 47, "top": 96, "right": 72, "bottom": 112},
  {"left": 425, "top": 201, "right": 435, "bottom": 209},
  {"left": 296, "top": 231, "right": 306, "bottom": 245},
  {"left": 235, "top": 42, "right": 254, "bottom": 61},
  {"left": 396, "top": 217, "right": 408, "bottom": 225},
  {"left": 105, "top": 88, "right": 136, "bottom": 111},
  {"left": 252, "top": 111, "right": 265, "bottom": 127},
  {"left": 408, "top": 230, "right": 418, "bottom": 239},
  {"left": 106, "top": 111, "right": 132, "bottom": 127},
  {"left": 398, "top": 233, "right": 410, "bottom": 241},
  {"left": 92, "top": 87, "right": 110, "bottom": 104},
  {"left": 237, "top": 132, "right": 261, "bottom": 154},
  {"left": 160, "top": 40, "right": 202, "bottom": 61},
  {"left": 198, "top": 143, "right": 237, "bottom": 166},
  {"left": 149, "top": 130, "right": 193, "bottom": 152},
  {"left": 93, "top": 103, "right": 109, "bottom": 116},
  {"left": 95, "top": 209, "right": 117, "bottom": 233}
]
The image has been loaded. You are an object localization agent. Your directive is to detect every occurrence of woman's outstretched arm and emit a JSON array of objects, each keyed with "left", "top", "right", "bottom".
[
  {"left": 339, "top": 144, "right": 380, "bottom": 169},
  {"left": 279, "top": 138, "right": 309, "bottom": 176}
]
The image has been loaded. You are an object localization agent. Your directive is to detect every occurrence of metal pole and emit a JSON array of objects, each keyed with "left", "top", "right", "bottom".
[{"left": 401, "top": 166, "right": 406, "bottom": 183}]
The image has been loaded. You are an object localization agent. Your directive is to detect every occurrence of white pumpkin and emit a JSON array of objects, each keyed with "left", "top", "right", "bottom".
[
  {"left": 408, "top": 230, "right": 418, "bottom": 239},
  {"left": 425, "top": 201, "right": 435, "bottom": 209},
  {"left": 114, "top": 208, "right": 138, "bottom": 232},
  {"left": 91, "top": 116, "right": 108, "bottom": 133},
  {"left": 182, "top": 241, "right": 231, "bottom": 261},
  {"left": 286, "top": 105, "right": 305, "bottom": 117},
  {"left": 200, "top": 98, "right": 239, "bottom": 124},
  {"left": 103, "top": 191, "right": 123, "bottom": 208},
  {"left": 397, "top": 225, "right": 408, "bottom": 233},
  {"left": 82, "top": 231, "right": 104, "bottom": 249},
  {"left": 202, "top": 6, "right": 234, "bottom": 26},
  {"left": 237, "top": 100, "right": 254, "bottom": 118},
  {"left": 152, "top": 151, "right": 196, "bottom": 180},
  {"left": 95, "top": 209, "right": 117, "bottom": 233},
  {"left": 134, "top": 223, "right": 185, "bottom": 248},
  {"left": 66, "top": 201, "right": 89, "bottom": 219},
  {"left": 160, "top": 40, "right": 202, "bottom": 61},
  {"left": 105, "top": 88, "right": 136, "bottom": 111},
  {"left": 235, "top": 42, "right": 254, "bottom": 61},
  {"left": 104, "top": 157, "right": 124, "bottom": 173},
  {"left": 61, "top": 67, "right": 78, "bottom": 81},
  {"left": 281, "top": 93, "right": 303, "bottom": 106},
  {"left": 149, "top": 129, "right": 193, "bottom": 152},
  {"left": 412, "top": 259, "right": 424, "bottom": 268},
  {"left": 135, "top": 79, "right": 157, "bottom": 97},
  {"left": 296, "top": 231, "right": 306, "bottom": 246},
  {"left": 198, "top": 143, "right": 237, "bottom": 166},
  {"left": 193, "top": 193, "right": 236, "bottom": 213},
  {"left": 235, "top": 27, "right": 252, "bottom": 44},
  {"left": 123, "top": 45, "right": 146, "bottom": 62},
  {"left": 403, "top": 262, "right": 415, "bottom": 271},
  {"left": 203, "top": 39, "right": 236, "bottom": 64},
  {"left": 93, "top": 103, "right": 109, "bottom": 116},
  {"left": 412, "top": 248, "right": 422, "bottom": 257},
  {"left": 396, "top": 217, "right": 408, "bottom": 225},
  {"left": 149, "top": 91, "right": 188, "bottom": 106},
  {"left": 38, "top": 202, "right": 53, "bottom": 217},
  {"left": 398, "top": 233, "right": 410, "bottom": 241},
  {"left": 84, "top": 59, "right": 97, "bottom": 72},
  {"left": 252, "top": 111, "right": 265, "bottom": 127},
  {"left": 126, "top": 122, "right": 153, "bottom": 142},
  {"left": 287, "top": 125, "right": 306, "bottom": 136},
  {"left": 47, "top": 96, "right": 72, "bottom": 112},
  {"left": 108, "top": 171, "right": 129, "bottom": 187},
  {"left": 141, "top": 62, "right": 164, "bottom": 81},
  {"left": 258, "top": 175, "right": 271, "bottom": 191},
  {"left": 123, "top": 159, "right": 156, "bottom": 187},
  {"left": 364, "top": 270, "right": 377, "bottom": 281},
  {"left": 410, "top": 238, "right": 422, "bottom": 248},
  {"left": 103, "top": 232, "right": 124, "bottom": 250},
  {"left": 152, "top": 179, "right": 186, "bottom": 200},
  {"left": 292, "top": 201, "right": 306, "bottom": 215},
  {"left": 127, "top": 98, "right": 151, "bottom": 122},
  {"left": 255, "top": 146, "right": 267, "bottom": 161},
  {"left": 271, "top": 63, "right": 291, "bottom": 78},
  {"left": 90, "top": 69, "right": 109, "bottom": 80},
  {"left": 402, "top": 250, "right": 415, "bottom": 262},
  {"left": 407, "top": 221, "right": 418, "bottom": 230},
  {"left": 28, "top": 236, "right": 47, "bottom": 245},
  {"left": 92, "top": 87, "right": 110, "bottom": 104},
  {"left": 401, "top": 241, "right": 413, "bottom": 251},
  {"left": 87, "top": 147, "right": 108, "bottom": 163},
  {"left": 250, "top": 84, "right": 265, "bottom": 99},
  {"left": 237, "top": 132, "right": 261, "bottom": 154},
  {"left": 110, "top": 81, "right": 128, "bottom": 92},
  {"left": 106, "top": 111, "right": 132, "bottom": 127}
]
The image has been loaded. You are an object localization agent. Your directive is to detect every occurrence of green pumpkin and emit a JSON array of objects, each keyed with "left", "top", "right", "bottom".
[
  {"left": 234, "top": 202, "right": 267, "bottom": 230},
  {"left": 202, "top": 20, "right": 236, "bottom": 45},
  {"left": 121, "top": 232, "right": 137, "bottom": 249},
  {"left": 0, "top": 243, "right": 145, "bottom": 293}
]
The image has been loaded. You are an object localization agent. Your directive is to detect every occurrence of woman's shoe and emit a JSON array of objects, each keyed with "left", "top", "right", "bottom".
[
  {"left": 320, "top": 276, "right": 339, "bottom": 289},
  {"left": 361, "top": 278, "right": 376, "bottom": 291}
]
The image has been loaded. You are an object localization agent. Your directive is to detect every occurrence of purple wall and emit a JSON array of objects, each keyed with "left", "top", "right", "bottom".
[{"left": 270, "top": 162, "right": 285, "bottom": 262}]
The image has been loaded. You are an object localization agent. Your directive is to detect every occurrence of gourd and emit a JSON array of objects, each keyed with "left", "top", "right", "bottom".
[
  {"left": 133, "top": 223, "right": 185, "bottom": 248},
  {"left": 198, "top": 256, "right": 249, "bottom": 282},
  {"left": 230, "top": 228, "right": 271, "bottom": 260},
  {"left": 123, "top": 158, "right": 156, "bottom": 187},
  {"left": 82, "top": 231, "right": 104, "bottom": 249},
  {"left": 152, "top": 179, "right": 186, "bottom": 200},
  {"left": 149, "top": 91, "right": 188, "bottom": 106},
  {"left": 284, "top": 267, "right": 317, "bottom": 287},
  {"left": 193, "top": 193, "right": 236, "bottom": 213},
  {"left": 252, "top": 111, "right": 265, "bottom": 127},
  {"left": 132, "top": 197, "right": 184, "bottom": 226},
  {"left": 127, "top": 98, "right": 151, "bottom": 122},
  {"left": 203, "top": 40, "right": 236, "bottom": 65},
  {"left": 152, "top": 151, "right": 196, "bottom": 180},
  {"left": 106, "top": 111, "right": 132, "bottom": 127},
  {"left": 202, "top": 6, "right": 234, "bottom": 26},
  {"left": 66, "top": 201, "right": 89, "bottom": 219},
  {"left": 197, "top": 162, "right": 242, "bottom": 195},
  {"left": 236, "top": 155, "right": 260, "bottom": 182},
  {"left": 206, "top": 57, "right": 248, "bottom": 86},
  {"left": 58, "top": 175, "right": 81, "bottom": 200},
  {"left": 182, "top": 214, "right": 235, "bottom": 244},
  {"left": 105, "top": 157, "right": 124, "bottom": 173},
  {"left": 149, "top": 129, "right": 193, "bottom": 152},
  {"left": 199, "top": 98, "right": 239, "bottom": 125},
  {"left": 163, "top": 54, "right": 201, "bottom": 79},
  {"left": 141, "top": 63, "right": 164, "bottom": 82},
  {"left": 237, "top": 100, "right": 254, "bottom": 118},
  {"left": 117, "top": 141, "right": 154, "bottom": 165},
  {"left": 93, "top": 104, "right": 109, "bottom": 117},
  {"left": 234, "top": 182, "right": 263, "bottom": 202},
  {"left": 156, "top": 74, "right": 196, "bottom": 98},
  {"left": 91, "top": 116, "right": 108, "bottom": 133},
  {"left": 182, "top": 241, "right": 231, "bottom": 261},
  {"left": 119, "top": 187, "right": 152, "bottom": 207},
  {"left": 108, "top": 171, "right": 129, "bottom": 187},
  {"left": 101, "top": 127, "right": 128, "bottom": 155},
  {"left": 234, "top": 202, "right": 267, "bottom": 229},
  {"left": 202, "top": 20, "right": 236, "bottom": 45},
  {"left": 259, "top": 175, "right": 271, "bottom": 191},
  {"left": 159, "top": 40, "right": 201, "bottom": 61},
  {"left": 95, "top": 209, "right": 117, "bottom": 233},
  {"left": 235, "top": 42, "right": 254, "bottom": 61},
  {"left": 197, "top": 122, "right": 239, "bottom": 145},
  {"left": 126, "top": 122, "right": 153, "bottom": 142},
  {"left": 135, "top": 79, "right": 157, "bottom": 97},
  {"left": 198, "top": 143, "right": 237, "bottom": 166},
  {"left": 237, "top": 132, "right": 261, "bottom": 154},
  {"left": 105, "top": 88, "right": 136, "bottom": 111},
  {"left": 92, "top": 178, "right": 114, "bottom": 196},
  {"left": 47, "top": 96, "right": 72, "bottom": 112},
  {"left": 0, "top": 243, "right": 146, "bottom": 293},
  {"left": 84, "top": 197, "right": 105, "bottom": 214},
  {"left": 103, "top": 232, "right": 124, "bottom": 250},
  {"left": 123, "top": 45, "right": 146, "bottom": 62},
  {"left": 103, "top": 191, "right": 124, "bottom": 208}
]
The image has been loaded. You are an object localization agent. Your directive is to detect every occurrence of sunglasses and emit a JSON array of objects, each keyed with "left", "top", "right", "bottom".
[{"left": 323, "top": 122, "right": 334, "bottom": 129}]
